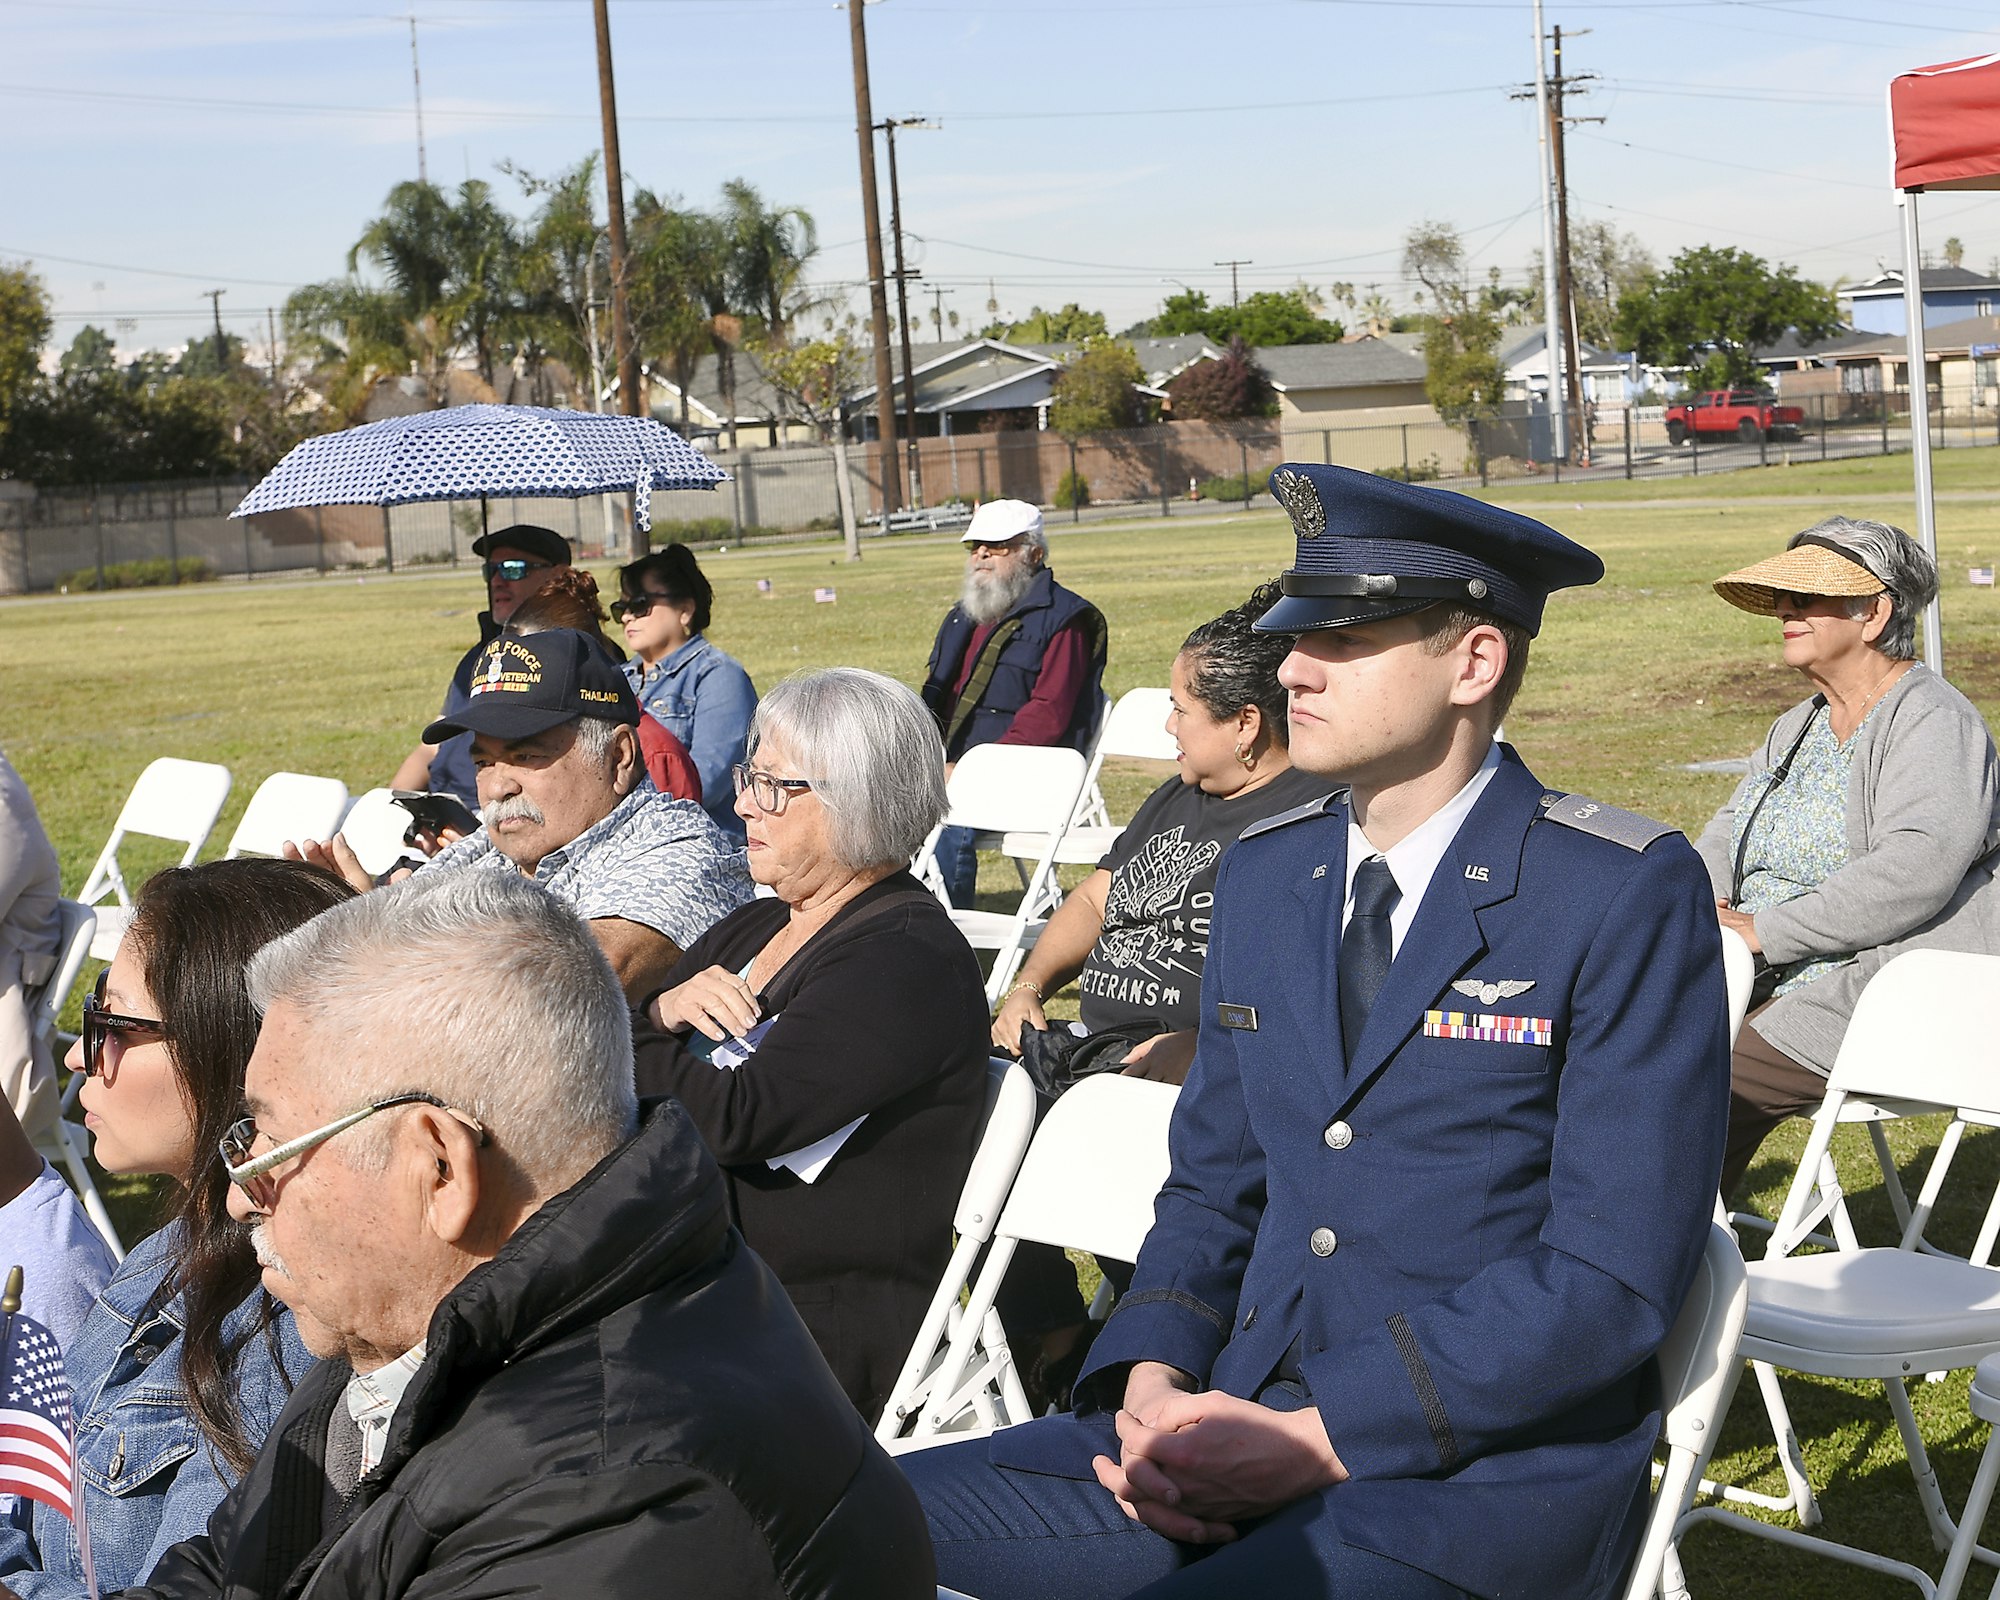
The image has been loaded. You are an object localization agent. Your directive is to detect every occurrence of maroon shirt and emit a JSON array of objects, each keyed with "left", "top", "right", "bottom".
[{"left": 948, "top": 618, "right": 1093, "bottom": 748}]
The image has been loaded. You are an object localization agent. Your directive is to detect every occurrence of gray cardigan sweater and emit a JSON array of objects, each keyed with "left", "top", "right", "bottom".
[{"left": 1694, "top": 664, "right": 2000, "bottom": 1072}]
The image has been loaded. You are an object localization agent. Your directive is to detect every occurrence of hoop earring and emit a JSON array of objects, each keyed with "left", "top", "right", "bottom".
[{"left": 1234, "top": 742, "right": 1255, "bottom": 770}]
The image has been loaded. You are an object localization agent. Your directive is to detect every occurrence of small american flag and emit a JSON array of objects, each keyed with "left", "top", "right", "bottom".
[{"left": 0, "top": 1309, "right": 75, "bottom": 1521}]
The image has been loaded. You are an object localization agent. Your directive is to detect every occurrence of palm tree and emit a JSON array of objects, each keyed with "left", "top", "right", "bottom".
[
  {"left": 721, "top": 178, "right": 820, "bottom": 348},
  {"left": 629, "top": 192, "right": 724, "bottom": 432}
]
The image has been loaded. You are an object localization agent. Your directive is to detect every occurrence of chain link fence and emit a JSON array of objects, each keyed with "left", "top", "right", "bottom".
[{"left": 4, "top": 390, "right": 1996, "bottom": 595}]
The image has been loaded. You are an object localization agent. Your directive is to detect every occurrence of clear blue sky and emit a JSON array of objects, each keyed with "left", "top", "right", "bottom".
[{"left": 8, "top": 0, "right": 2000, "bottom": 359}]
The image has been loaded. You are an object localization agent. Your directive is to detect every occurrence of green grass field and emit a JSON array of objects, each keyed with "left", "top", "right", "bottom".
[{"left": 8, "top": 452, "right": 2000, "bottom": 1596}]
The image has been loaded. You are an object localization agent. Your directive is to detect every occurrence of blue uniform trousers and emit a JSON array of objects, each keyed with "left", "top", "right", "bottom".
[{"left": 907, "top": 1421, "right": 1471, "bottom": 1600}]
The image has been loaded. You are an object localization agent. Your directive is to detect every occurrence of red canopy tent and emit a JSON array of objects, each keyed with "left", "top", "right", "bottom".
[{"left": 1888, "top": 53, "right": 2000, "bottom": 671}]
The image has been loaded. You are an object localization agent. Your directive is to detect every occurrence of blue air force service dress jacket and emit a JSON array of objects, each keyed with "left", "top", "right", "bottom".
[{"left": 998, "top": 748, "right": 1730, "bottom": 1600}]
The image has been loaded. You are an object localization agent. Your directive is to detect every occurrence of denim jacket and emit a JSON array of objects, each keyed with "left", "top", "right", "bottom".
[
  {"left": 0, "top": 1226, "right": 313, "bottom": 1598},
  {"left": 623, "top": 635, "right": 758, "bottom": 842}
]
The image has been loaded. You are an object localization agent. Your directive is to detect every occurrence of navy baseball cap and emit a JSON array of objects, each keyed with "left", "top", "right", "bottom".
[
  {"left": 1256, "top": 463, "right": 1604, "bottom": 637},
  {"left": 470, "top": 523, "right": 572, "bottom": 567},
  {"left": 422, "top": 628, "right": 639, "bottom": 743}
]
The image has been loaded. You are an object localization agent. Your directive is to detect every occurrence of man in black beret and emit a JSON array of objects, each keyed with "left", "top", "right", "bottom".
[
  {"left": 903, "top": 464, "right": 1730, "bottom": 1600},
  {"left": 388, "top": 523, "right": 574, "bottom": 808}
]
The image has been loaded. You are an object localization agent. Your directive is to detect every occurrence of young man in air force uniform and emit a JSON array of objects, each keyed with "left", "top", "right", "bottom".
[{"left": 903, "top": 463, "right": 1731, "bottom": 1600}]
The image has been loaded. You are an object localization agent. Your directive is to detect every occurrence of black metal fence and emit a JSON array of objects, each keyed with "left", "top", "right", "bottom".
[{"left": 2, "top": 388, "right": 1993, "bottom": 595}]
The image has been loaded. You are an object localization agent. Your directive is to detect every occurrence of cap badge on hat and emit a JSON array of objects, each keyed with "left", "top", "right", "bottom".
[
  {"left": 472, "top": 638, "right": 545, "bottom": 698},
  {"left": 1270, "top": 468, "right": 1327, "bottom": 539}
]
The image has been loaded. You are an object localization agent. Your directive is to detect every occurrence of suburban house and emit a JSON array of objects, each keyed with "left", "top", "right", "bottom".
[
  {"left": 1840, "top": 265, "right": 2000, "bottom": 335},
  {"left": 1819, "top": 312, "right": 2000, "bottom": 399},
  {"left": 1256, "top": 335, "right": 1434, "bottom": 430},
  {"left": 1498, "top": 329, "right": 1636, "bottom": 409}
]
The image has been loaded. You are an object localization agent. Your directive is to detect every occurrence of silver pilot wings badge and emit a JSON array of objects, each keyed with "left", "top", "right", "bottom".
[{"left": 1452, "top": 978, "right": 1536, "bottom": 1006}]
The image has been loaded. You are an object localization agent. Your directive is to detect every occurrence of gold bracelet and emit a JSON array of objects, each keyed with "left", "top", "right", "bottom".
[{"left": 1006, "top": 979, "right": 1045, "bottom": 1002}]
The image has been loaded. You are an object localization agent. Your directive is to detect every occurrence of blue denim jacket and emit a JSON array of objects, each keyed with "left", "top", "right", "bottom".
[
  {"left": 623, "top": 635, "right": 758, "bottom": 842},
  {"left": 0, "top": 1226, "right": 313, "bottom": 1598}
]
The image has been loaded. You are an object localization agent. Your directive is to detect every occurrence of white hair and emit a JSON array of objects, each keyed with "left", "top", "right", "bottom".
[
  {"left": 749, "top": 668, "right": 947, "bottom": 870},
  {"left": 245, "top": 870, "right": 638, "bottom": 1194},
  {"left": 1788, "top": 515, "right": 1938, "bottom": 662}
]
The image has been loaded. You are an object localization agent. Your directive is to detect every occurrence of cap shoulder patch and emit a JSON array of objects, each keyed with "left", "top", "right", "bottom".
[
  {"left": 1534, "top": 792, "right": 1676, "bottom": 852},
  {"left": 1238, "top": 790, "right": 1345, "bottom": 841}
]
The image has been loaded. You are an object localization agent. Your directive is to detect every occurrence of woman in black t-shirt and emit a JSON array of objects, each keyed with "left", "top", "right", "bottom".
[
  {"left": 989, "top": 582, "right": 1330, "bottom": 1404},
  {"left": 993, "top": 581, "right": 1332, "bottom": 1079}
]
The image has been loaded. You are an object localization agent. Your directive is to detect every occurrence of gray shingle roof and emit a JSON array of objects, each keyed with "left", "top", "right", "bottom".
[{"left": 1254, "top": 339, "right": 1427, "bottom": 391}]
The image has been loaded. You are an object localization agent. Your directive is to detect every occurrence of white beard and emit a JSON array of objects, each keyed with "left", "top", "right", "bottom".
[
  {"left": 961, "top": 562, "right": 1036, "bottom": 625},
  {"left": 250, "top": 1221, "right": 291, "bottom": 1279}
]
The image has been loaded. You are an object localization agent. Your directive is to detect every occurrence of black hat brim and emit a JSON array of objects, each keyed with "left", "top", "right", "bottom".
[
  {"left": 471, "top": 525, "right": 573, "bottom": 566},
  {"left": 1253, "top": 592, "right": 1437, "bottom": 635},
  {"left": 422, "top": 704, "right": 585, "bottom": 745}
]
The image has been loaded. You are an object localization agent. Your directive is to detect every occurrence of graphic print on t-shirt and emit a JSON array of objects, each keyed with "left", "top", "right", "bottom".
[{"left": 1086, "top": 825, "right": 1220, "bottom": 1014}]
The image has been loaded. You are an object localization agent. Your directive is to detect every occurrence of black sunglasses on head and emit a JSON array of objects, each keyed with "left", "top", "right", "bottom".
[
  {"left": 482, "top": 559, "right": 552, "bottom": 583},
  {"left": 80, "top": 970, "right": 166, "bottom": 1078}
]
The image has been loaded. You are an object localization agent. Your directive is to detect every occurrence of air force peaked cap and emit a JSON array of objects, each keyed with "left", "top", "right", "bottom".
[
  {"left": 422, "top": 627, "right": 639, "bottom": 743},
  {"left": 1256, "top": 462, "right": 1604, "bottom": 637}
]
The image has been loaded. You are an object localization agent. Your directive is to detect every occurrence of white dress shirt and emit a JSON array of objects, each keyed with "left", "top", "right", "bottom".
[{"left": 1343, "top": 743, "right": 1502, "bottom": 957}]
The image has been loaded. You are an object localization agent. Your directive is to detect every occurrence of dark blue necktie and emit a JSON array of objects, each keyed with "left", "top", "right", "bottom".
[{"left": 1340, "top": 857, "right": 1400, "bottom": 1059}]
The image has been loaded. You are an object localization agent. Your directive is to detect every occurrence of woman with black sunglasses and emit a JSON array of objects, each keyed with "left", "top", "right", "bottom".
[
  {"left": 0, "top": 858, "right": 353, "bottom": 1599},
  {"left": 615, "top": 545, "right": 758, "bottom": 842}
]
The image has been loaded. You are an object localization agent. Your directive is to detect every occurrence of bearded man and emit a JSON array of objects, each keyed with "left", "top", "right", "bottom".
[{"left": 919, "top": 499, "right": 1108, "bottom": 906}]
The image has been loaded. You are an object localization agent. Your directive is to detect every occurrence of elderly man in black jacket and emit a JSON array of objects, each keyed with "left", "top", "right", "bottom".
[{"left": 52, "top": 870, "right": 933, "bottom": 1600}]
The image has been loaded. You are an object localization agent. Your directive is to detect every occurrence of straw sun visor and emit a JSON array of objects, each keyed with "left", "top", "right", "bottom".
[{"left": 1713, "top": 541, "right": 1886, "bottom": 616}]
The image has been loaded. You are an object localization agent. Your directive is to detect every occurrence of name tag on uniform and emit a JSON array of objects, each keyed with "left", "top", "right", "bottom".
[
  {"left": 1216, "top": 1002, "right": 1259, "bottom": 1031},
  {"left": 1422, "top": 1009, "right": 1554, "bottom": 1047}
]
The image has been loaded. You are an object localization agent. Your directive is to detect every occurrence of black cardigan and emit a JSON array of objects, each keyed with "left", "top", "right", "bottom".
[{"left": 633, "top": 871, "right": 987, "bottom": 1419}]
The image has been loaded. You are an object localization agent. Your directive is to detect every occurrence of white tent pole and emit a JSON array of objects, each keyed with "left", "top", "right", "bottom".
[{"left": 1899, "top": 187, "right": 1945, "bottom": 673}]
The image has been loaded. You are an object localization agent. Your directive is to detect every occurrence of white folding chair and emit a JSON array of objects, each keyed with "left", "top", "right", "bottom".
[
  {"left": 998, "top": 688, "right": 1177, "bottom": 868},
  {"left": 1683, "top": 951, "right": 2000, "bottom": 1590},
  {"left": 899, "top": 1073, "right": 1180, "bottom": 1447},
  {"left": 1628, "top": 1225, "right": 1749, "bottom": 1600},
  {"left": 224, "top": 772, "right": 351, "bottom": 860},
  {"left": 78, "top": 757, "right": 232, "bottom": 960},
  {"left": 338, "top": 788, "right": 428, "bottom": 880},
  {"left": 21, "top": 900, "right": 122, "bottom": 1258},
  {"left": 877, "top": 1059, "right": 1040, "bottom": 1449},
  {"left": 916, "top": 745, "right": 1091, "bottom": 1004}
]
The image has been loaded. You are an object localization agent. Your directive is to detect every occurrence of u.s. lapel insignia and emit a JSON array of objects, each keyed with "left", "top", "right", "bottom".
[
  {"left": 1452, "top": 977, "right": 1535, "bottom": 1006},
  {"left": 1269, "top": 467, "right": 1328, "bottom": 538}
]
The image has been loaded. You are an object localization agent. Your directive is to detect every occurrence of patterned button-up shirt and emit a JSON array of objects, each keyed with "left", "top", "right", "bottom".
[{"left": 419, "top": 782, "right": 752, "bottom": 950}]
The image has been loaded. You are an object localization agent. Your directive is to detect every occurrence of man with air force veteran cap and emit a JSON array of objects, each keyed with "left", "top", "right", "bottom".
[
  {"left": 408, "top": 626, "right": 751, "bottom": 1001},
  {"left": 904, "top": 464, "right": 1729, "bottom": 1600}
]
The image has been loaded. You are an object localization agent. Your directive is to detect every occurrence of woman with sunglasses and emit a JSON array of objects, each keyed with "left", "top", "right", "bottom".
[
  {"left": 631, "top": 669, "right": 986, "bottom": 1422},
  {"left": 0, "top": 858, "right": 354, "bottom": 1599},
  {"left": 615, "top": 545, "right": 758, "bottom": 842}
]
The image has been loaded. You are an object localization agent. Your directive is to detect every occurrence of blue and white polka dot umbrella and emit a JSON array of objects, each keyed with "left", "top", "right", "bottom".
[{"left": 230, "top": 404, "right": 728, "bottom": 533}]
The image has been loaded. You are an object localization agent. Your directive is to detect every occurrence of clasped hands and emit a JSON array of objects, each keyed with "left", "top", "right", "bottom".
[{"left": 1090, "top": 1361, "right": 1347, "bottom": 1545}]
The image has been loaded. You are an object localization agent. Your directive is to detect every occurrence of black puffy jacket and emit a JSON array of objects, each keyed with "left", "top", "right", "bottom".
[{"left": 122, "top": 1099, "right": 936, "bottom": 1600}]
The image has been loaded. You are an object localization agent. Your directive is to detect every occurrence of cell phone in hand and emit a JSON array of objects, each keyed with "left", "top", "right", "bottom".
[{"left": 389, "top": 790, "right": 480, "bottom": 844}]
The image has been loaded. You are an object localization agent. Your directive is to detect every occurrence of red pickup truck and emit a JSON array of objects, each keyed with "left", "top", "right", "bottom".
[{"left": 1665, "top": 390, "right": 1806, "bottom": 445}]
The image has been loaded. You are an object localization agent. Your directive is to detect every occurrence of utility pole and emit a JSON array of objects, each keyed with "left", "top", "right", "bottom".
[
  {"left": 1549, "top": 25, "right": 1600, "bottom": 468},
  {"left": 1214, "top": 259, "right": 1252, "bottom": 308},
  {"left": 409, "top": 12, "right": 428, "bottom": 185},
  {"left": 880, "top": 117, "right": 936, "bottom": 508},
  {"left": 203, "top": 288, "right": 226, "bottom": 371},
  {"left": 267, "top": 305, "right": 280, "bottom": 396},
  {"left": 848, "top": 0, "right": 901, "bottom": 516},
  {"left": 1529, "top": 0, "right": 1566, "bottom": 465},
  {"left": 928, "top": 283, "right": 954, "bottom": 339},
  {"left": 590, "top": 0, "right": 645, "bottom": 557}
]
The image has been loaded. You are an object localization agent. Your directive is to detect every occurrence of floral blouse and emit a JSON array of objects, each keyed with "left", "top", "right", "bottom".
[{"left": 1731, "top": 701, "right": 1872, "bottom": 996}]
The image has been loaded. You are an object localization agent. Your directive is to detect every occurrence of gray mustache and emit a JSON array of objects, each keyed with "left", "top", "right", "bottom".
[{"left": 484, "top": 795, "right": 545, "bottom": 827}]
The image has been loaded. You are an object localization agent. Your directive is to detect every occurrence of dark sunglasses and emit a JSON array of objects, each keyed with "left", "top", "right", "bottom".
[
  {"left": 482, "top": 559, "right": 552, "bottom": 583},
  {"left": 80, "top": 970, "right": 166, "bottom": 1078},
  {"left": 609, "top": 592, "right": 683, "bottom": 623}
]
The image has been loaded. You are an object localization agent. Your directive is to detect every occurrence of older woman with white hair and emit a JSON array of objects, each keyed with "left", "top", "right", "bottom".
[
  {"left": 632, "top": 667, "right": 988, "bottom": 1419},
  {"left": 1697, "top": 515, "right": 2000, "bottom": 1195}
]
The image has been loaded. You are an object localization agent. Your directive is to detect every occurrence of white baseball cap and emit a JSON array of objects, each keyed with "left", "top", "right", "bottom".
[{"left": 961, "top": 499, "right": 1044, "bottom": 544}]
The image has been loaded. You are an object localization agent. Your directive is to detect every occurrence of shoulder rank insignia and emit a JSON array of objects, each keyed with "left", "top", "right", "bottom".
[
  {"left": 1238, "top": 791, "right": 1343, "bottom": 841},
  {"left": 1534, "top": 792, "right": 1675, "bottom": 852}
]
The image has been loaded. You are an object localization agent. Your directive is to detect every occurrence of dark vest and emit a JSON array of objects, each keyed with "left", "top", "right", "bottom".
[{"left": 920, "top": 566, "right": 1107, "bottom": 760}]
